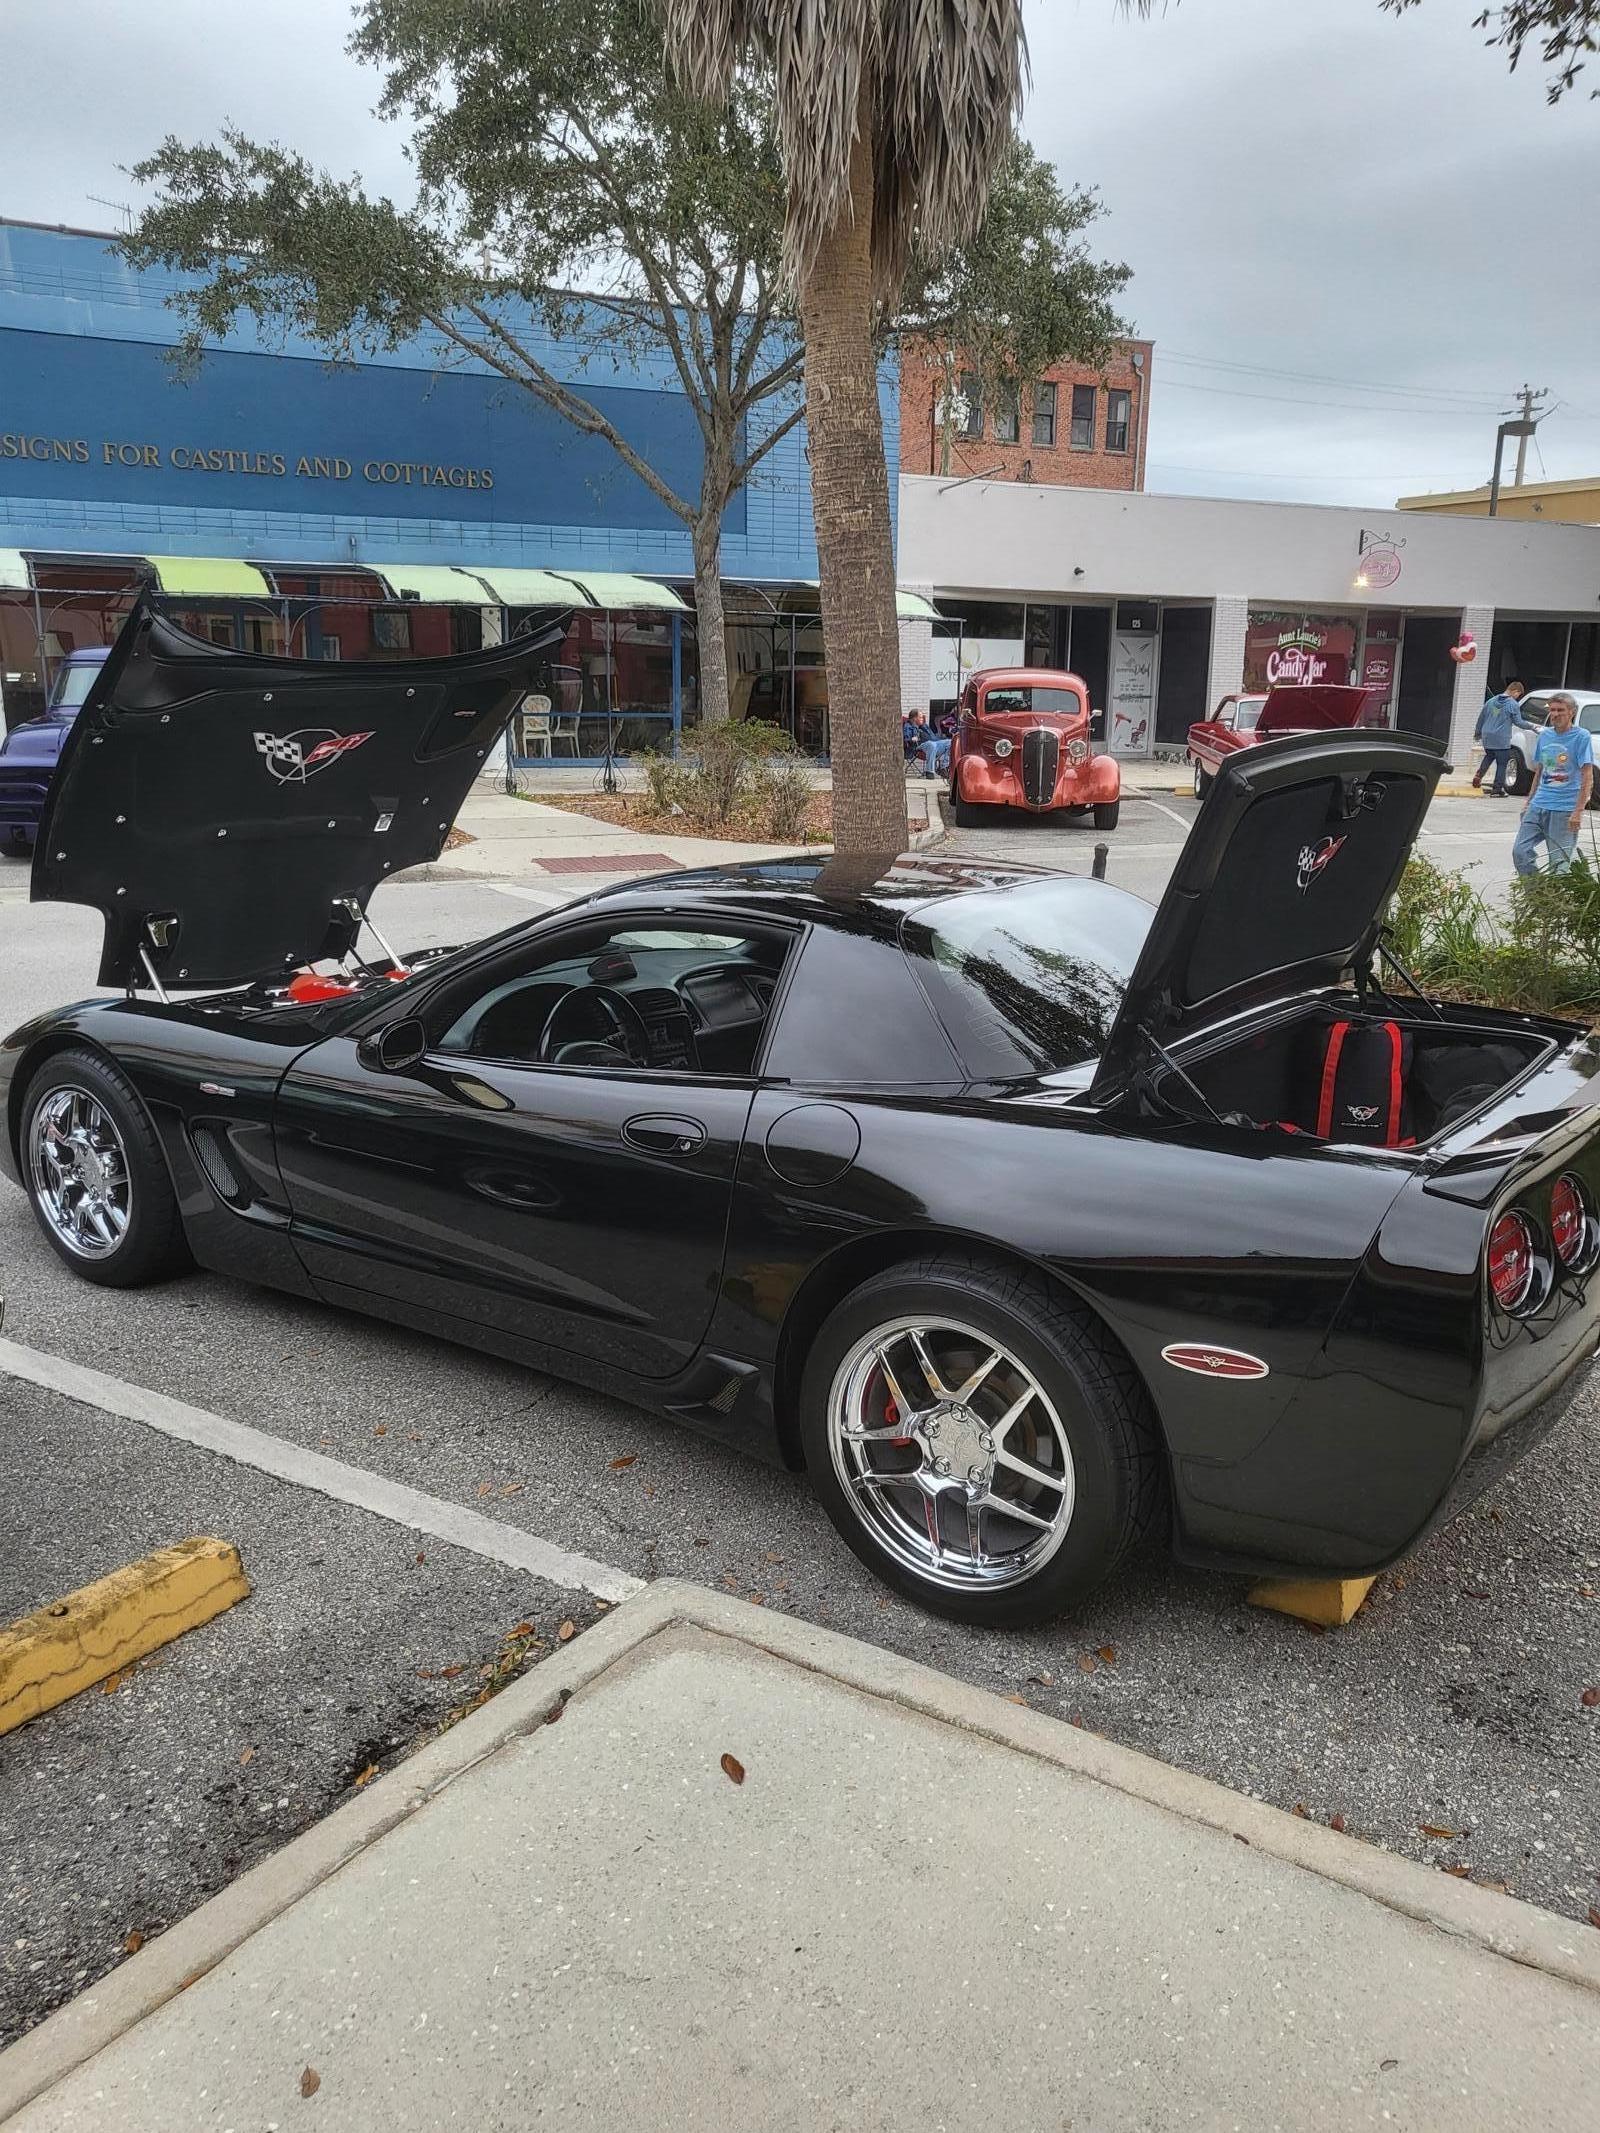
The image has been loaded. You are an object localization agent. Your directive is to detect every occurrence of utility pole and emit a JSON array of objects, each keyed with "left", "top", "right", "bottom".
[{"left": 1511, "top": 383, "right": 1549, "bottom": 488}]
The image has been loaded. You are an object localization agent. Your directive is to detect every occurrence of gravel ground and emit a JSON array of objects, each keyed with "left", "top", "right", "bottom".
[{"left": 0, "top": 1381, "right": 605, "bottom": 2049}]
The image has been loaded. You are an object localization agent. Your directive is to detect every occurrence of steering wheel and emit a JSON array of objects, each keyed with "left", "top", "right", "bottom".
[{"left": 538, "top": 983, "right": 653, "bottom": 1066}]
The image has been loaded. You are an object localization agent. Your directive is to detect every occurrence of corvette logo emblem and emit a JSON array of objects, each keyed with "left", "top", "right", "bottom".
[
  {"left": 1347, "top": 1104, "right": 1379, "bottom": 1123},
  {"left": 1296, "top": 834, "right": 1347, "bottom": 892},
  {"left": 1160, "top": 1343, "right": 1270, "bottom": 1381},
  {"left": 253, "top": 728, "right": 374, "bottom": 784}
]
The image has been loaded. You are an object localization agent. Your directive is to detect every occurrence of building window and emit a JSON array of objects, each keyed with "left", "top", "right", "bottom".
[
  {"left": 1106, "top": 388, "right": 1132, "bottom": 454},
  {"left": 1070, "top": 384, "right": 1096, "bottom": 450},
  {"left": 958, "top": 370, "right": 983, "bottom": 439},
  {"left": 1032, "top": 382, "right": 1058, "bottom": 448},
  {"left": 994, "top": 385, "right": 1020, "bottom": 444},
  {"left": 372, "top": 607, "right": 413, "bottom": 652}
]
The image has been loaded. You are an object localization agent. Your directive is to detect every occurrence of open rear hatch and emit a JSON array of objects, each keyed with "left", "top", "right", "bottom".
[{"left": 33, "top": 598, "right": 566, "bottom": 989}]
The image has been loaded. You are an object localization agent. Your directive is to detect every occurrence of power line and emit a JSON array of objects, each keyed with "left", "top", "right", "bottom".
[
  {"left": 1159, "top": 378, "right": 1506, "bottom": 419},
  {"left": 1159, "top": 348, "right": 1505, "bottom": 408}
]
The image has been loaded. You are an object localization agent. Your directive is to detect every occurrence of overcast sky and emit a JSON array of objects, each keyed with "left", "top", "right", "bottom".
[{"left": 2, "top": 0, "right": 1596, "bottom": 507}]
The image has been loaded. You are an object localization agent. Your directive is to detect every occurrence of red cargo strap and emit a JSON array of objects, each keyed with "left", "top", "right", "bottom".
[
  {"left": 1383, "top": 1019, "right": 1404, "bottom": 1147},
  {"left": 1315, "top": 1021, "right": 1350, "bottom": 1139}
]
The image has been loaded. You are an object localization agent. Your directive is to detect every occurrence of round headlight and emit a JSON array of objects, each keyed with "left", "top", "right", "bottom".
[
  {"left": 1488, "top": 1210, "right": 1536, "bottom": 1314},
  {"left": 993, "top": 736, "right": 1014, "bottom": 759},
  {"left": 1068, "top": 738, "right": 1089, "bottom": 764},
  {"left": 1550, "top": 1174, "right": 1590, "bottom": 1267}
]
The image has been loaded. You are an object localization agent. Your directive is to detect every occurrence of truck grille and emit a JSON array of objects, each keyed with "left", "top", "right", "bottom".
[{"left": 1021, "top": 727, "right": 1059, "bottom": 807}]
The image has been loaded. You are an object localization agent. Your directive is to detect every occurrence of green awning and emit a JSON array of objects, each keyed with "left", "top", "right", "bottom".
[
  {"left": 376, "top": 564, "right": 497, "bottom": 603},
  {"left": 896, "top": 589, "right": 942, "bottom": 623},
  {"left": 146, "top": 555, "right": 273, "bottom": 598},
  {"left": 558, "top": 570, "right": 686, "bottom": 612},
  {"left": 0, "top": 547, "right": 29, "bottom": 592},
  {"left": 465, "top": 566, "right": 594, "bottom": 606}
]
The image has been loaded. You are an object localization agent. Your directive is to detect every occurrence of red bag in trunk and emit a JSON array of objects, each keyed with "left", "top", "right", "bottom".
[{"left": 1303, "top": 1019, "right": 1413, "bottom": 1146}]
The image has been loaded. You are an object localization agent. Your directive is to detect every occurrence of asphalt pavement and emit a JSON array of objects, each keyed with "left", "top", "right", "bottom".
[{"left": 1, "top": 787, "right": 1597, "bottom": 2049}]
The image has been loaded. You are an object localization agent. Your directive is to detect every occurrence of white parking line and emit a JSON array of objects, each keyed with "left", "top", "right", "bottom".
[
  {"left": 482, "top": 883, "right": 580, "bottom": 907},
  {"left": 0, "top": 1338, "right": 644, "bottom": 1605},
  {"left": 1135, "top": 795, "right": 1192, "bottom": 830}
]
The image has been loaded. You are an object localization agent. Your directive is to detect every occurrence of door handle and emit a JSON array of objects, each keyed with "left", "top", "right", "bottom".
[{"left": 623, "top": 1114, "right": 707, "bottom": 1156}]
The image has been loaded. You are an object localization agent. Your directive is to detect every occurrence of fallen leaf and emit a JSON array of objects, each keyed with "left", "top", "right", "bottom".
[
  {"left": 1379, "top": 2058, "right": 1399, "bottom": 2073},
  {"left": 1482, "top": 1878, "right": 1511, "bottom": 1893},
  {"left": 373, "top": 1426, "right": 387, "bottom": 1438},
  {"left": 1027, "top": 1671, "right": 1055, "bottom": 1688},
  {"left": 693, "top": 1536, "right": 710, "bottom": 1547},
  {"left": 642, "top": 1484, "right": 656, "bottom": 1498},
  {"left": 1488, "top": 1506, "right": 1503, "bottom": 1523},
  {"left": 1096, "top": 1644, "right": 1117, "bottom": 1666},
  {"left": 476, "top": 1483, "right": 492, "bottom": 1498},
  {"left": 415, "top": 1552, "right": 426, "bottom": 1565},
  {"left": 1292, "top": 1802, "right": 1309, "bottom": 1818},
  {"left": 1233, "top": 1832, "right": 1251, "bottom": 1846},
  {"left": 416, "top": 1663, "right": 466, "bottom": 1681},
  {"left": 123, "top": 1928, "right": 144, "bottom": 1954},
  {"left": 557, "top": 1620, "right": 575, "bottom": 1642},
  {"left": 1587, "top": 1906, "right": 1600, "bottom": 1930},
  {"left": 1581, "top": 1686, "right": 1600, "bottom": 1708},
  {"left": 300, "top": 2066, "right": 321, "bottom": 2098},
  {"left": 1076, "top": 1653, "right": 1097, "bottom": 1674},
  {"left": 239, "top": 1746, "right": 256, "bottom": 1767},
  {"left": 1007, "top": 1693, "right": 1029, "bottom": 1705},
  {"left": 720, "top": 1752, "right": 746, "bottom": 1785},
  {"left": 352, "top": 1763, "right": 378, "bottom": 1789},
  {"left": 101, "top": 1671, "right": 125, "bottom": 1696},
  {"left": 1419, "top": 1824, "right": 1459, "bottom": 1840},
  {"left": 407, "top": 1433, "right": 423, "bottom": 1442},
  {"left": 500, "top": 1483, "right": 523, "bottom": 1497},
  {"left": 1443, "top": 1863, "right": 1472, "bottom": 1878},
  {"left": 1329, "top": 1812, "right": 1347, "bottom": 1833},
  {"left": 609, "top": 1454, "right": 638, "bottom": 1470},
  {"left": 506, "top": 1623, "right": 535, "bottom": 1640}
]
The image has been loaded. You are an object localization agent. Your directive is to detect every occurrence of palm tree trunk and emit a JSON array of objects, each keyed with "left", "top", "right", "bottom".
[
  {"left": 797, "top": 109, "right": 906, "bottom": 855},
  {"left": 691, "top": 510, "right": 733, "bottom": 730}
]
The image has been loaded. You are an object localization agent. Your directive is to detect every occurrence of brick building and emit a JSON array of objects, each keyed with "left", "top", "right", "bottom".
[{"left": 898, "top": 339, "right": 1153, "bottom": 491}]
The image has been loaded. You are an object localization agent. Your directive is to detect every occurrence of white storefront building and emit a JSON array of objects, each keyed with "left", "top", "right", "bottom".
[{"left": 897, "top": 475, "right": 1600, "bottom": 766}]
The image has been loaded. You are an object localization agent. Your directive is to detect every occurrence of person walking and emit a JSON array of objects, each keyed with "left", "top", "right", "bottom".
[
  {"left": 1513, "top": 692, "right": 1594, "bottom": 876},
  {"left": 1471, "top": 680, "right": 1530, "bottom": 796}
]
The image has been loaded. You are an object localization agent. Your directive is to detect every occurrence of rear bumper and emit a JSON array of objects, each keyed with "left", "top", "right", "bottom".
[{"left": 0, "top": 770, "right": 48, "bottom": 838}]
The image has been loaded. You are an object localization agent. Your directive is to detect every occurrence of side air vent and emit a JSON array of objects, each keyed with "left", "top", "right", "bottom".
[
  {"left": 709, "top": 1374, "right": 743, "bottom": 1415},
  {"left": 191, "top": 1122, "right": 245, "bottom": 1205}
]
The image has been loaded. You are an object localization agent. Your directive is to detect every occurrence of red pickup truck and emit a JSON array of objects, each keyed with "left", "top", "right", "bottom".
[{"left": 1187, "top": 682, "right": 1382, "bottom": 798}]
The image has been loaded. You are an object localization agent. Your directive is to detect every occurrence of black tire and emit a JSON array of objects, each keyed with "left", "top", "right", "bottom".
[
  {"left": 799, "top": 1251, "right": 1164, "bottom": 1628},
  {"left": 1093, "top": 801, "right": 1121, "bottom": 831},
  {"left": 1506, "top": 751, "right": 1532, "bottom": 797},
  {"left": 952, "top": 774, "right": 984, "bottom": 829},
  {"left": 1192, "top": 759, "right": 1211, "bottom": 799},
  {"left": 2, "top": 836, "right": 32, "bottom": 861},
  {"left": 19, "top": 1048, "right": 192, "bottom": 1287}
]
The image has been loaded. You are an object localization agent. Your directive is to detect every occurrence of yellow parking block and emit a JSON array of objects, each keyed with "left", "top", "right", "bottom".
[
  {"left": 1247, "top": 1574, "right": 1376, "bottom": 1628},
  {"left": 0, "top": 1537, "right": 250, "bottom": 1736}
]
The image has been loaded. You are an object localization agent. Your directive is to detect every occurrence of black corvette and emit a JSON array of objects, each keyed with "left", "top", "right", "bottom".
[{"left": 4, "top": 605, "right": 1599, "bottom": 1625}]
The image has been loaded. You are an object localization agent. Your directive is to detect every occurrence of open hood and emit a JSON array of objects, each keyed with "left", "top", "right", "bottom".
[
  {"left": 34, "top": 598, "right": 567, "bottom": 988},
  {"left": 1256, "top": 682, "right": 1376, "bottom": 734},
  {"left": 1091, "top": 730, "right": 1446, "bottom": 1102}
]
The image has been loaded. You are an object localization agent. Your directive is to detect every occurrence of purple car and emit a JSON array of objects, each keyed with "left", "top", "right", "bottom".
[{"left": 0, "top": 648, "right": 110, "bottom": 858}]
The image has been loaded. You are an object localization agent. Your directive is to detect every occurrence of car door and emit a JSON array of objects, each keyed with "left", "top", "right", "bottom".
[{"left": 271, "top": 915, "right": 794, "bottom": 1381}]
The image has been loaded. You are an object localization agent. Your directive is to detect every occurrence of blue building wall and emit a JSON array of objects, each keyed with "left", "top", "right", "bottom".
[{"left": 0, "top": 222, "right": 900, "bottom": 581}]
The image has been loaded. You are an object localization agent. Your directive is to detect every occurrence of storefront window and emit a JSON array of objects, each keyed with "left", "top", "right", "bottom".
[{"left": 1243, "top": 610, "right": 1357, "bottom": 689}]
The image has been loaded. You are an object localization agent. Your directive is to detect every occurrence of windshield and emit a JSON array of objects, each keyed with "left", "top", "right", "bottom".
[
  {"left": 903, "top": 877, "right": 1153, "bottom": 1079},
  {"left": 982, "top": 686, "right": 1082, "bottom": 718},
  {"left": 50, "top": 661, "right": 104, "bottom": 710}
]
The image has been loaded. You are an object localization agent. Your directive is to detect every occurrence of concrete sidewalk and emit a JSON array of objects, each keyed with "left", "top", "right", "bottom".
[
  {"left": 4, "top": 1584, "right": 1595, "bottom": 2132},
  {"left": 416, "top": 783, "right": 942, "bottom": 886}
]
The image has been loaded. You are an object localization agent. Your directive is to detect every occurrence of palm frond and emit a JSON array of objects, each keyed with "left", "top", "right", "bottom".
[{"left": 656, "top": 0, "right": 1027, "bottom": 295}]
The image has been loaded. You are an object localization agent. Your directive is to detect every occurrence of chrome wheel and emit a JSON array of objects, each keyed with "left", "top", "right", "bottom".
[
  {"left": 827, "top": 1316, "right": 1076, "bottom": 1594},
  {"left": 27, "top": 1085, "right": 133, "bottom": 1261}
]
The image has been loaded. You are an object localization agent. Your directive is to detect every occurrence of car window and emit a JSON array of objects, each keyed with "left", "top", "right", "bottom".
[
  {"left": 902, "top": 878, "right": 1153, "bottom": 1080},
  {"left": 1522, "top": 697, "right": 1550, "bottom": 725},
  {"left": 50, "top": 661, "right": 103, "bottom": 709},
  {"left": 983, "top": 687, "right": 1079, "bottom": 717},
  {"left": 760, "top": 926, "right": 964, "bottom": 1087},
  {"left": 1235, "top": 698, "right": 1266, "bottom": 731},
  {"left": 430, "top": 920, "right": 791, "bottom": 1077},
  {"left": 1580, "top": 706, "right": 1600, "bottom": 735}
]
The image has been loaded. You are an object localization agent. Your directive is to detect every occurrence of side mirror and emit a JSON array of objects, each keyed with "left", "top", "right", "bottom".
[{"left": 358, "top": 1017, "right": 428, "bottom": 1075}]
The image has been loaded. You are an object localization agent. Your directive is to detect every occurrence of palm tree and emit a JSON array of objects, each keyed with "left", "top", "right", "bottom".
[{"left": 658, "top": 1, "right": 1027, "bottom": 853}]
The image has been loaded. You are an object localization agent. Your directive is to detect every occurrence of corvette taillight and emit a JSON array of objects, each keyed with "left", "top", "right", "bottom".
[
  {"left": 1488, "top": 1211, "right": 1536, "bottom": 1313},
  {"left": 1551, "top": 1175, "right": 1589, "bottom": 1266}
]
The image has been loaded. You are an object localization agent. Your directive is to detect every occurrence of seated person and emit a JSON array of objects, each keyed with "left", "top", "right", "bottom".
[{"left": 902, "top": 706, "right": 951, "bottom": 779}]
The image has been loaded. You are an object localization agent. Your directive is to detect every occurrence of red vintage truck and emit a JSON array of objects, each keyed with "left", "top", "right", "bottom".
[
  {"left": 1187, "top": 682, "right": 1383, "bottom": 798},
  {"left": 948, "top": 667, "right": 1121, "bottom": 829}
]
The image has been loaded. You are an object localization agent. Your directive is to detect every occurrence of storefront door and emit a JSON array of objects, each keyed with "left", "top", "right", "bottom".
[{"left": 1109, "top": 627, "right": 1158, "bottom": 756}]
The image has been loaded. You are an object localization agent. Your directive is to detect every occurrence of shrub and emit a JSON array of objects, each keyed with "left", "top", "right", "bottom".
[{"left": 754, "top": 754, "right": 815, "bottom": 842}]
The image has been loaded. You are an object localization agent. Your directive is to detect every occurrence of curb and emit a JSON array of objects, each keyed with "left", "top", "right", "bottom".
[
  {"left": 0, "top": 1539, "right": 249, "bottom": 1739},
  {"left": 4, "top": 1578, "right": 1596, "bottom": 2121}
]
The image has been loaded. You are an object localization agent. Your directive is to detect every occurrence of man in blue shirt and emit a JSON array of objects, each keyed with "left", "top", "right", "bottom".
[
  {"left": 1513, "top": 693, "right": 1595, "bottom": 875},
  {"left": 1471, "top": 680, "right": 1531, "bottom": 795}
]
